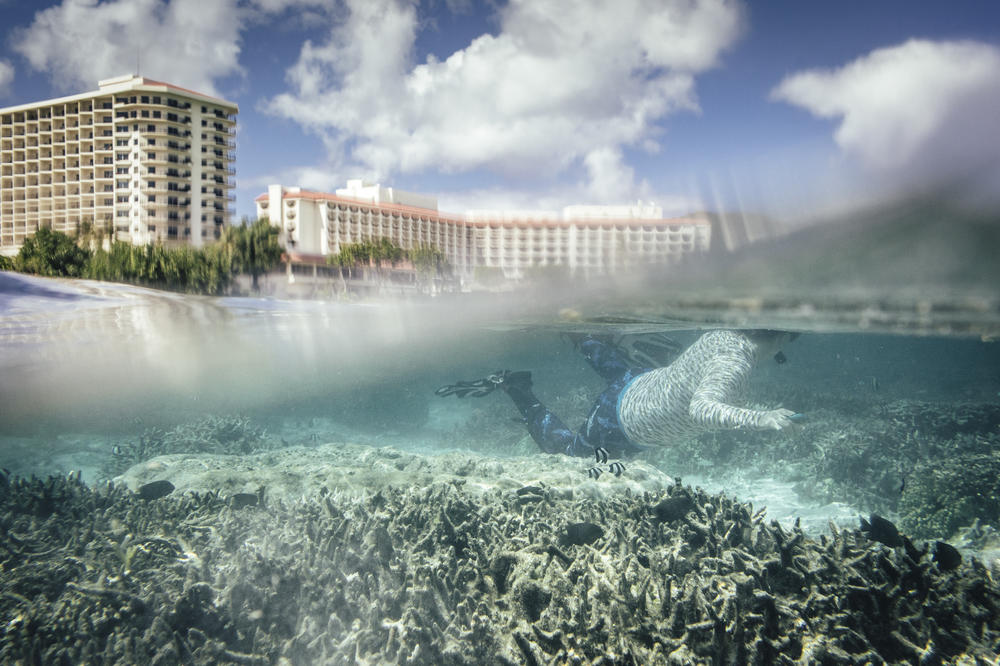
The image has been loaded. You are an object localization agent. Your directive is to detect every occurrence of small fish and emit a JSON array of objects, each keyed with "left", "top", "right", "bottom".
[
  {"left": 608, "top": 461, "right": 626, "bottom": 477},
  {"left": 587, "top": 466, "right": 602, "bottom": 480},
  {"left": 563, "top": 522, "right": 603, "bottom": 546},
  {"left": 931, "top": 541, "right": 962, "bottom": 571},
  {"left": 773, "top": 351, "right": 787, "bottom": 364},
  {"left": 860, "top": 514, "right": 902, "bottom": 547},
  {"left": 594, "top": 447, "right": 609, "bottom": 464},
  {"left": 230, "top": 493, "right": 258, "bottom": 509},
  {"left": 137, "top": 479, "right": 175, "bottom": 501}
]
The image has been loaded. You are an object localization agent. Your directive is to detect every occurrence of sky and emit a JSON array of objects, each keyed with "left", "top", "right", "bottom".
[{"left": 1, "top": 0, "right": 999, "bottom": 223}]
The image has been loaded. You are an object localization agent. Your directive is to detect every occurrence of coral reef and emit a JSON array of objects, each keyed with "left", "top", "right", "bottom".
[
  {"left": 898, "top": 452, "right": 1000, "bottom": 540},
  {"left": 2, "top": 466, "right": 998, "bottom": 664},
  {"left": 646, "top": 399, "right": 1000, "bottom": 537},
  {"left": 101, "top": 416, "right": 270, "bottom": 479}
]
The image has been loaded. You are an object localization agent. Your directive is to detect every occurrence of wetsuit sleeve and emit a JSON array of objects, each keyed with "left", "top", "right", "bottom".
[{"left": 687, "top": 357, "right": 768, "bottom": 429}]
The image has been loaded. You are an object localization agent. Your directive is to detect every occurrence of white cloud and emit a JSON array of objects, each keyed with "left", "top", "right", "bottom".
[
  {"left": 0, "top": 60, "right": 13, "bottom": 96},
  {"left": 10, "top": 0, "right": 328, "bottom": 97},
  {"left": 12, "top": 0, "right": 242, "bottom": 96},
  {"left": 266, "top": 0, "right": 744, "bottom": 200},
  {"left": 771, "top": 39, "right": 1000, "bottom": 185}
]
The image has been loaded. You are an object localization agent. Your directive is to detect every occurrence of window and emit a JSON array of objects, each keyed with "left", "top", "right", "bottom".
[
  {"left": 152, "top": 96, "right": 160, "bottom": 105},
  {"left": 148, "top": 139, "right": 155, "bottom": 146},
  {"left": 141, "top": 96, "right": 149, "bottom": 104},
  {"left": 148, "top": 153, "right": 155, "bottom": 160},
  {"left": 148, "top": 195, "right": 155, "bottom": 203},
  {"left": 152, "top": 111, "right": 161, "bottom": 119},
  {"left": 147, "top": 125, "right": 155, "bottom": 133}
]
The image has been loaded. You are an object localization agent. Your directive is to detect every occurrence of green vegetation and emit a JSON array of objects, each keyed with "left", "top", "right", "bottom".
[
  {"left": 5, "top": 217, "right": 282, "bottom": 295},
  {"left": 0, "top": 254, "right": 12, "bottom": 271},
  {"left": 329, "top": 237, "right": 405, "bottom": 276},
  {"left": 226, "top": 216, "right": 283, "bottom": 290},
  {"left": 86, "top": 241, "right": 234, "bottom": 294},
  {"left": 329, "top": 238, "right": 451, "bottom": 291},
  {"left": 12, "top": 226, "right": 91, "bottom": 277}
]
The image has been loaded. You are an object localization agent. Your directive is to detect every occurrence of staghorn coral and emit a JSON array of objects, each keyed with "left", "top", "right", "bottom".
[
  {"left": 101, "top": 415, "right": 271, "bottom": 479},
  {"left": 898, "top": 452, "right": 1000, "bottom": 540},
  {"left": 1, "top": 468, "right": 998, "bottom": 664}
]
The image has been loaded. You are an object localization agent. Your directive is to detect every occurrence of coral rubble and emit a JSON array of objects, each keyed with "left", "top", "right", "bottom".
[{"left": 2, "top": 463, "right": 998, "bottom": 664}]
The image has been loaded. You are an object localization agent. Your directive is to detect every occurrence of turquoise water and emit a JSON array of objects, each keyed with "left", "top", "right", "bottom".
[{"left": 1, "top": 199, "right": 999, "bottom": 662}]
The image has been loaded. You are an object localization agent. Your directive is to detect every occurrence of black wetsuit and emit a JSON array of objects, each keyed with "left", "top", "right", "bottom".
[{"left": 502, "top": 336, "right": 648, "bottom": 459}]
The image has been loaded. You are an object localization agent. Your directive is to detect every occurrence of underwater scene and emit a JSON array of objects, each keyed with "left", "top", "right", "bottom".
[{"left": 2, "top": 204, "right": 1000, "bottom": 664}]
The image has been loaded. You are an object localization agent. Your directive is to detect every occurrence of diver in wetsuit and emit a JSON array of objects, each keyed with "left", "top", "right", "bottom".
[{"left": 436, "top": 330, "right": 799, "bottom": 459}]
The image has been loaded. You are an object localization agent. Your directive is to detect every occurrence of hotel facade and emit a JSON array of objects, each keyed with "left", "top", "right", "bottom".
[
  {"left": 0, "top": 75, "right": 237, "bottom": 255},
  {"left": 256, "top": 180, "right": 711, "bottom": 283}
]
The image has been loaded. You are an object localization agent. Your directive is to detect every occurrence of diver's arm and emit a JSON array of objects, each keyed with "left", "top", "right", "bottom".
[{"left": 688, "top": 361, "right": 793, "bottom": 430}]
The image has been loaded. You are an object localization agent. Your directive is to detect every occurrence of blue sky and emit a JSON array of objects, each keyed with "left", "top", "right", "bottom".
[{"left": 1, "top": 0, "right": 999, "bottom": 223}]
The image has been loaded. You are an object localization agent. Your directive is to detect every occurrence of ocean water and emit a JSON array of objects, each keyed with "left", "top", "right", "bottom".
[{"left": 1, "top": 199, "right": 999, "bottom": 662}]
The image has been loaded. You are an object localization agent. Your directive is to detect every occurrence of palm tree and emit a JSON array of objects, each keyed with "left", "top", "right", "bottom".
[{"left": 226, "top": 216, "right": 282, "bottom": 291}]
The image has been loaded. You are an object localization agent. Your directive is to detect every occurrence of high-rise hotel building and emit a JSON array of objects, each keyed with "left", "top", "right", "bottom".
[{"left": 0, "top": 75, "right": 237, "bottom": 254}]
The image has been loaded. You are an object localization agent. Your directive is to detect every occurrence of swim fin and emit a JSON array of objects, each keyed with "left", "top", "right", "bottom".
[{"left": 435, "top": 371, "right": 507, "bottom": 398}]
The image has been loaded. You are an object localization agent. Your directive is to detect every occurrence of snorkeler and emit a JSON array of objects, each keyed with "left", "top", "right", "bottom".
[{"left": 436, "top": 329, "right": 800, "bottom": 459}]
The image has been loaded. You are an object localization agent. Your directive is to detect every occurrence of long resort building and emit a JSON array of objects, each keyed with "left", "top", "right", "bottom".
[
  {"left": 257, "top": 180, "right": 711, "bottom": 284},
  {"left": 0, "top": 75, "right": 237, "bottom": 254}
]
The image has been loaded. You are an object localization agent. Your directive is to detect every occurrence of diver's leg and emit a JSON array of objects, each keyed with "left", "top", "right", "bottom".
[
  {"left": 577, "top": 336, "right": 635, "bottom": 383},
  {"left": 582, "top": 370, "right": 648, "bottom": 458},
  {"left": 501, "top": 372, "right": 589, "bottom": 456}
]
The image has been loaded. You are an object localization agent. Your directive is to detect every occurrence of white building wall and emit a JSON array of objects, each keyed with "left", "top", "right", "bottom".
[{"left": 255, "top": 183, "right": 711, "bottom": 283}]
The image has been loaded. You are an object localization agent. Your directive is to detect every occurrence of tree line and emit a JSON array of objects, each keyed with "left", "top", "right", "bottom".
[
  {"left": 0, "top": 217, "right": 282, "bottom": 295},
  {"left": 327, "top": 237, "right": 452, "bottom": 291}
]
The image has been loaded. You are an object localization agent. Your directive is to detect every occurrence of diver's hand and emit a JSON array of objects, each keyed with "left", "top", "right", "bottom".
[{"left": 760, "top": 408, "right": 796, "bottom": 430}]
